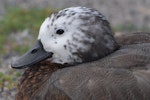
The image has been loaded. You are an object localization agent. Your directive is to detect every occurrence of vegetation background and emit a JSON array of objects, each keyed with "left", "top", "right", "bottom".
[{"left": 0, "top": 0, "right": 150, "bottom": 99}]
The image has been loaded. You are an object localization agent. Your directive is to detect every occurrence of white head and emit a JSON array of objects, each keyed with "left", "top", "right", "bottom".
[{"left": 38, "top": 7, "right": 118, "bottom": 65}]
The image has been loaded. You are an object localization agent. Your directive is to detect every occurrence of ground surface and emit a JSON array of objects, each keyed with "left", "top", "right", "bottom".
[{"left": 1, "top": 0, "right": 150, "bottom": 28}]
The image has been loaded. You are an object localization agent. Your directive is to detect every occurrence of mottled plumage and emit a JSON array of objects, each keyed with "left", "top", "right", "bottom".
[
  {"left": 38, "top": 7, "right": 118, "bottom": 65},
  {"left": 12, "top": 7, "right": 150, "bottom": 100},
  {"left": 115, "top": 32, "right": 150, "bottom": 45}
]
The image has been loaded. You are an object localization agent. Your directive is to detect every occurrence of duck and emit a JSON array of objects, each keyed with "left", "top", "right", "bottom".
[{"left": 11, "top": 7, "right": 150, "bottom": 100}]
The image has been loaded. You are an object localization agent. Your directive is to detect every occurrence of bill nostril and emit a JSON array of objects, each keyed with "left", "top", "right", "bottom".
[{"left": 31, "top": 48, "right": 38, "bottom": 54}]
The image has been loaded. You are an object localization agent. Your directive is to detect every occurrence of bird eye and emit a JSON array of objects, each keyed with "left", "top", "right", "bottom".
[{"left": 56, "top": 29, "right": 64, "bottom": 35}]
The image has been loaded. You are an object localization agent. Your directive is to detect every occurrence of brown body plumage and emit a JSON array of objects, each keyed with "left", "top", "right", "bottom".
[{"left": 16, "top": 32, "right": 150, "bottom": 100}]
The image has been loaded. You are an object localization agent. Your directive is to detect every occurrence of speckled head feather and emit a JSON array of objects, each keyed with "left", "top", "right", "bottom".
[{"left": 38, "top": 7, "right": 119, "bottom": 65}]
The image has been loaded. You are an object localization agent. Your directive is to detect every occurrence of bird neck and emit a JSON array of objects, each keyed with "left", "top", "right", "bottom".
[{"left": 16, "top": 61, "right": 65, "bottom": 100}]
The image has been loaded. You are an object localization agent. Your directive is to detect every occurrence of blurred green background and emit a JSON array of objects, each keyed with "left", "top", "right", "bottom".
[{"left": 0, "top": 8, "right": 55, "bottom": 99}]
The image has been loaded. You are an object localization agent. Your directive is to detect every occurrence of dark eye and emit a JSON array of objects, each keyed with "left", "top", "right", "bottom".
[{"left": 56, "top": 29, "right": 64, "bottom": 35}]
